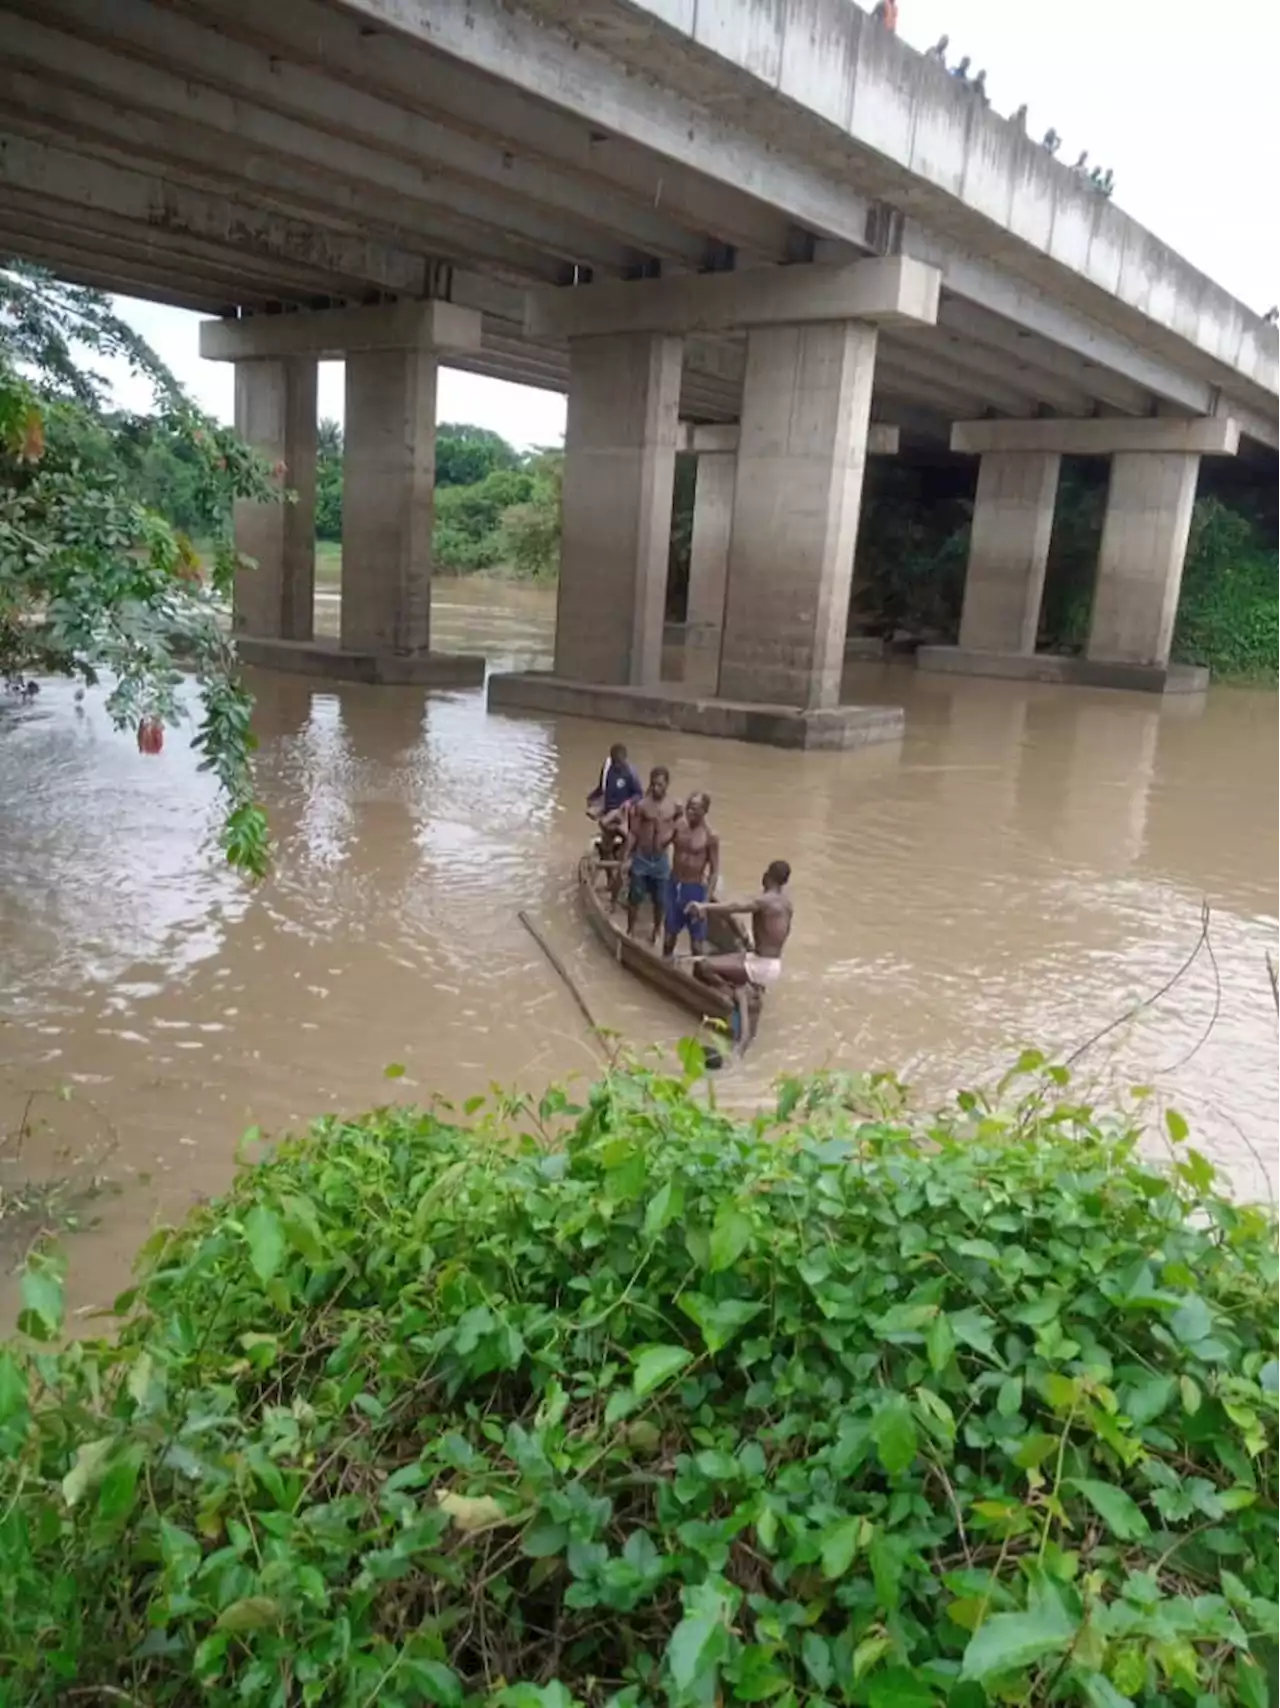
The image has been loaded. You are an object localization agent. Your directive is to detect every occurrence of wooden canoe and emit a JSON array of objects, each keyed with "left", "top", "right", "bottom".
[{"left": 576, "top": 853, "right": 760, "bottom": 1040}]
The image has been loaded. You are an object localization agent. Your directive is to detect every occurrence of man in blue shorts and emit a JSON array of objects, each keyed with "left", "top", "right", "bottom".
[
  {"left": 622, "top": 764, "right": 680, "bottom": 944},
  {"left": 663, "top": 792, "right": 720, "bottom": 960}
]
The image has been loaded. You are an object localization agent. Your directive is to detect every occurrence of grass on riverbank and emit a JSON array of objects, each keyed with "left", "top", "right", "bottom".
[{"left": 2, "top": 1051, "right": 1276, "bottom": 1705}]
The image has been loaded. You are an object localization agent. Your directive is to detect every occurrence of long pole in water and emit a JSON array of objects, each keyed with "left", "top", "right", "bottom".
[{"left": 517, "top": 909, "right": 605, "bottom": 1043}]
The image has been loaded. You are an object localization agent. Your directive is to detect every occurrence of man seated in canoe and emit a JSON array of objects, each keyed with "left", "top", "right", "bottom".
[
  {"left": 622, "top": 764, "right": 680, "bottom": 944},
  {"left": 663, "top": 791, "right": 720, "bottom": 961},
  {"left": 688, "top": 860, "right": 793, "bottom": 1050}
]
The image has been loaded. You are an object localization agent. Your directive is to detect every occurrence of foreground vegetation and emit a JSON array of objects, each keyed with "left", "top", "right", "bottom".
[
  {"left": 2, "top": 1055, "right": 1275, "bottom": 1705},
  {"left": 1, "top": 262, "right": 274, "bottom": 873}
]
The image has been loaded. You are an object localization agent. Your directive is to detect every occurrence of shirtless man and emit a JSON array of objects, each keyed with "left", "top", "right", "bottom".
[
  {"left": 622, "top": 765, "right": 681, "bottom": 943},
  {"left": 663, "top": 792, "right": 720, "bottom": 960},
  {"left": 689, "top": 860, "right": 793, "bottom": 1051}
]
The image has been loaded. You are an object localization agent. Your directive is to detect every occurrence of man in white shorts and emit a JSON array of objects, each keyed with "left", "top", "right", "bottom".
[{"left": 688, "top": 860, "right": 793, "bottom": 1052}]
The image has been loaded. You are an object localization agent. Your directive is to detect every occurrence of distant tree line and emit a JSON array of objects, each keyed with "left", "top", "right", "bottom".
[{"left": 317, "top": 420, "right": 561, "bottom": 580}]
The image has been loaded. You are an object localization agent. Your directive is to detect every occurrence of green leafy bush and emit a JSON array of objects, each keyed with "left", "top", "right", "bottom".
[
  {"left": 1, "top": 1057, "right": 1276, "bottom": 1706},
  {"left": 1171, "top": 500, "right": 1278, "bottom": 683}
]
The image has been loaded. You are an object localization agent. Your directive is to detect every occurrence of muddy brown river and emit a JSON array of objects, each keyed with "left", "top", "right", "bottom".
[{"left": 2, "top": 581, "right": 1276, "bottom": 1322}]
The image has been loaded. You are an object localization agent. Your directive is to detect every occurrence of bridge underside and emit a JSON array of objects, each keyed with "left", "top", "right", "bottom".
[{"left": 1, "top": 0, "right": 1273, "bottom": 448}]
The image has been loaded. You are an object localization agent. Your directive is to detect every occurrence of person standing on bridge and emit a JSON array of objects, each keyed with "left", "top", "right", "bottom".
[{"left": 872, "top": 0, "right": 899, "bottom": 31}]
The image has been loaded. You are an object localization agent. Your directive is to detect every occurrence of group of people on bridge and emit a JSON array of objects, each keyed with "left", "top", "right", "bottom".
[{"left": 587, "top": 743, "right": 793, "bottom": 1029}]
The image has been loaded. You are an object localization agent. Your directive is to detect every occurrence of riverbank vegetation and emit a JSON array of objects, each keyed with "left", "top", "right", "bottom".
[
  {"left": 2, "top": 1054, "right": 1275, "bottom": 1705},
  {"left": 845, "top": 463, "right": 1278, "bottom": 684},
  {"left": 0, "top": 262, "right": 274, "bottom": 873},
  {"left": 318, "top": 420, "right": 563, "bottom": 581}
]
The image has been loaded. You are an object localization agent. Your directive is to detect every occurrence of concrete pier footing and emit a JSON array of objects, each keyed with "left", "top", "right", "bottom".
[
  {"left": 237, "top": 637, "right": 484, "bottom": 686},
  {"left": 487, "top": 672, "right": 904, "bottom": 749},
  {"left": 916, "top": 646, "right": 1209, "bottom": 695}
]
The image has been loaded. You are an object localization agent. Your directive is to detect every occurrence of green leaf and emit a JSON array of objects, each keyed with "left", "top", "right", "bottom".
[
  {"left": 1077, "top": 1673, "right": 1135, "bottom": 1708},
  {"left": 996, "top": 1376, "right": 1023, "bottom": 1417},
  {"left": 1066, "top": 1479, "right": 1149, "bottom": 1541},
  {"left": 1233, "top": 1657, "right": 1270, "bottom": 1708},
  {"left": 405, "top": 1661, "right": 463, "bottom": 1707},
  {"left": 820, "top": 1516, "right": 863, "bottom": 1579},
  {"left": 244, "top": 1204, "right": 285, "bottom": 1282},
  {"left": 867, "top": 1670, "right": 939, "bottom": 1707},
  {"left": 522, "top": 1520, "right": 568, "bottom": 1559},
  {"left": 632, "top": 1343, "right": 692, "bottom": 1398},
  {"left": 19, "top": 1261, "right": 64, "bottom": 1340},
  {"left": 668, "top": 1610, "right": 728, "bottom": 1695},
  {"left": 0, "top": 1351, "right": 29, "bottom": 1423},
  {"left": 873, "top": 1395, "right": 918, "bottom": 1476},
  {"left": 62, "top": 1437, "right": 113, "bottom": 1506},
  {"left": 802, "top": 1631, "right": 833, "bottom": 1691},
  {"left": 215, "top": 1596, "right": 281, "bottom": 1632},
  {"left": 1170, "top": 1294, "right": 1213, "bottom": 1346},
  {"left": 960, "top": 1600, "right": 1078, "bottom": 1682},
  {"left": 1164, "top": 1106, "right": 1189, "bottom": 1143},
  {"left": 1180, "top": 1374, "right": 1202, "bottom": 1414},
  {"left": 97, "top": 1449, "right": 142, "bottom": 1524},
  {"left": 384, "top": 1062, "right": 406, "bottom": 1079},
  {"left": 708, "top": 1204, "right": 751, "bottom": 1273},
  {"left": 644, "top": 1178, "right": 683, "bottom": 1237},
  {"left": 679, "top": 1292, "right": 764, "bottom": 1354},
  {"left": 926, "top": 1310, "right": 955, "bottom": 1373},
  {"left": 949, "top": 1307, "right": 996, "bottom": 1357},
  {"left": 1121, "top": 1374, "right": 1175, "bottom": 1426}
]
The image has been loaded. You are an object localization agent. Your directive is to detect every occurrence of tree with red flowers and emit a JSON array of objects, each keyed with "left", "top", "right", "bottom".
[{"left": 0, "top": 263, "right": 278, "bottom": 876}]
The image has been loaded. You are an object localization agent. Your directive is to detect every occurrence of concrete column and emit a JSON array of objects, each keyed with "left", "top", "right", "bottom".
[
  {"left": 957, "top": 450, "right": 1061, "bottom": 654},
  {"left": 554, "top": 332, "right": 682, "bottom": 686},
  {"left": 340, "top": 346, "right": 437, "bottom": 656},
  {"left": 232, "top": 357, "right": 317, "bottom": 642},
  {"left": 1087, "top": 452, "right": 1200, "bottom": 667},
  {"left": 718, "top": 320, "right": 876, "bottom": 708},
  {"left": 685, "top": 450, "right": 736, "bottom": 658}
]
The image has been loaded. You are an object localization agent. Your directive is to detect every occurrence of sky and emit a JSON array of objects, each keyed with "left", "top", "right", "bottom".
[{"left": 102, "top": 0, "right": 1278, "bottom": 441}]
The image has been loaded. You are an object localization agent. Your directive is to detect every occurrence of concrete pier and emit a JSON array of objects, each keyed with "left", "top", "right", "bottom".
[
  {"left": 1088, "top": 452, "right": 1201, "bottom": 668},
  {"left": 554, "top": 332, "right": 682, "bottom": 686},
  {"left": 718, "top": 320, "right": 877, "bottom": 710},
  {"left": 340, "top": 345, "right": 436, "bottom": 656},
  {"left": 684, "top": 444, "right": 735, "bottom": 684},
  {"left": 203, "top": 301, "right": 487, "bottom": 687},
  {"left": 231, "top": 356, "right": 317, "bottom": 643},
  {"left": 957, "top": 451, "right": 1060, "bottom": 655}
]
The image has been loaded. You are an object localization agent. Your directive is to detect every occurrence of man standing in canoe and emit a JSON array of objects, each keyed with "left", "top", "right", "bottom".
[
  {"left": 663, "top": 791, "right": 719, "bottom": 961},
  {"left": 622, "top": 765, "right": 680, "bottom": 943},
  {"left": 689, "top": 860, "right": 793, "bottom": 1050}
]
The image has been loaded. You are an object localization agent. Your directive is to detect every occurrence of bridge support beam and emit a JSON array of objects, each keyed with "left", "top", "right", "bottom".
[
  {"left": 554, "top": 331, "right": 683, "bottom": 687},
  {"left": 718, "top": 320, "right": 877, "bottom": 709},
  {"left": 203, "top": 302, "right": 486, "bottom": 686},
  {"left": 231, "top": 356, "right": 317, "bottom": 644},
  {"left": 956, "top": 451, "right": 1061, "bottom": 655}
]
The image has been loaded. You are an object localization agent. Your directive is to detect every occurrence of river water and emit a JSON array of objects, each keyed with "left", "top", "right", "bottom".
[{"left": 1, "top": 581, "right": 1276, "bottom": 1321}]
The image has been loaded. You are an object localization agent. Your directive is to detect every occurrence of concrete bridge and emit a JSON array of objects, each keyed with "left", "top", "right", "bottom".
[{"left": 1, "top": 0, "right": 1276, "bottom": 740}]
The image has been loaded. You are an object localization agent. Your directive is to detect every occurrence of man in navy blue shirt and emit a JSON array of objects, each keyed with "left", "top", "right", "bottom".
[
  {"left": 587, "top": 742, "right": 643, "bottom": 818},
  {"left": 588, "top": 743, "right": 644, "bottom": 901}
]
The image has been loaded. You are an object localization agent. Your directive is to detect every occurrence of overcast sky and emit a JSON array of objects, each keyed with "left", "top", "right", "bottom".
[{"left": 103, "top": 0, "right": 1278, "bottom": 444}]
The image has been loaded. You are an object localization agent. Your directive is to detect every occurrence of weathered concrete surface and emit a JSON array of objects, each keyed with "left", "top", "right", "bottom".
[
  {"left": 678, "top": 422, "right": 900, "bottom": 456},
  {"left": 340, "top": 346, "right": 437, "bottom": 656},
  {"left": 718, "top": 320, "right": 877, "bottom": 708},
  {"left": 958, "top": 452, "right": 1061, "bottom": 655},
  {"left": 1088, "top": 453, "right": 1201, "bottom": 667},
  {"left": 917, "top": 646, "right": 1209, "bottom": 695},
  {"left": 685, "top": 449, "right": 735, "bottom": 651},
  {"left": 231, "top": 357, "right": 317, "bottom": 643},
  {"left": 201, "top": 300, "right": 482, "bottom": 362},
  {"left": 555, "top": 332, "right": 682, "bottom": 687},
  {"left": 487, "top": 672, "right": 905, "bottom": 749},
  {"left": 527, "top": 256, "right": 940, "bottom": 337},
  {"left": 952, "top": 418, "right": 1240, "bottom": 457},
  {"left": 491, "top": 0, "right": 1277, "bottom": 407},
  {"left": 237, "top": 636, "right": 484, "bottom": 685}
]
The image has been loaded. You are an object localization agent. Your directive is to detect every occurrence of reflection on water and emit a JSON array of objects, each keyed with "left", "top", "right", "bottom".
[{"left": 1, "top": 580, "right": 1276, "bottom": 1319}]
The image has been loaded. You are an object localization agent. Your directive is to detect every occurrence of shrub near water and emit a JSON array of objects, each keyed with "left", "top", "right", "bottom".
[{"left": 1, "top": 1058, "right": 1276, "bottom": 1706}]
